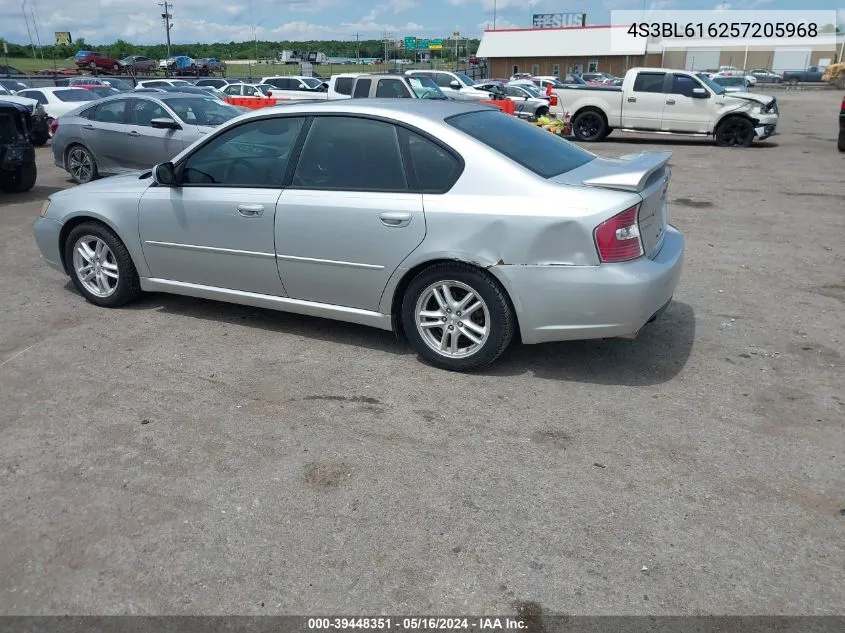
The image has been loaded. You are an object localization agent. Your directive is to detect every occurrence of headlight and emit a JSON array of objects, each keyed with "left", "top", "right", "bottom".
[{"left": 40, "top": 200, "right": 50, "bottom": 217}]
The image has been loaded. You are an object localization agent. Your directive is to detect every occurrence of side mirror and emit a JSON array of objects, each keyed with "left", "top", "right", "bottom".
[
  {"left": 152, "top": 162, "right": 177, "bottom": 186},
  {"left": 691, "top": 88, "right": 709, "bottom": 99},
  {"left": 150, "top": 117, "right": 180, "bottom": 129},
  {"left": 450, "top": 80, "right": 461, "bottom": 89}
]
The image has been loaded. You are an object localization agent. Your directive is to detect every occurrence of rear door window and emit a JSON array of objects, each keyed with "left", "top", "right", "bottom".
[
  {"left": 92, "top": 99, "right": 128, "bottom": 123},
  {"left": 22, "top": 90, "right": 47, "bottom": 104},
  {"left": 633, "top": 72, "right": 666, "bottom": 93},
  {"left": 400, "top": 130, "right": 462, "bottom": 193},
  {"left": 352, "top": 79, "right": 371, "bottom": 98},
  {"left": 292, "top": 116, "right": 407, "bottom": 191},
  {"left": 334, "top": 77, "right": 354, "bottom": 95},
  {"left": 448, "top": 109, "right": 593, "bottom": 178}
]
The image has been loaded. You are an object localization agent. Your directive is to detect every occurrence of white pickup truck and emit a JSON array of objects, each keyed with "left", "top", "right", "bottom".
[{"left": 556, "top": 67, "right": 778, "bottom": 147}]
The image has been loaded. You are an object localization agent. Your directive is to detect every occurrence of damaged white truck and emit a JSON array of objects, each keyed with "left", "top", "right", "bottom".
[{"left": 556, "top": 67, "right": 778, "bottom": 147}]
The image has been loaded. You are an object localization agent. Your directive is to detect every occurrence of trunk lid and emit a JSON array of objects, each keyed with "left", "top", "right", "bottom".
[{"left": 552, "top": 150, "right": 672, "bottom": 259}]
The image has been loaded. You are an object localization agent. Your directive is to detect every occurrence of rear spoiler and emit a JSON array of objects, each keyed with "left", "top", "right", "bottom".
[{"left": 582, "top": 151, "right": 672, "bottom": 193}]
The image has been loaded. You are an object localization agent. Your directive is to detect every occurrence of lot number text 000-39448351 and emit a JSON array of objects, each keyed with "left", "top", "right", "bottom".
[{"left": 627, "top": 22, "right": 819, "bottom": 38}]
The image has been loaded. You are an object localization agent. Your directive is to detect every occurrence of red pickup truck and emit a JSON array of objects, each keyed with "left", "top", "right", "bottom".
[{"left": 74, "top": 51, "right": 121, "bottom": 73}]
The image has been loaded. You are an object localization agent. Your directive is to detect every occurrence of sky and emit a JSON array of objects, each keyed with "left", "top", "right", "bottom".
[{"left": 1, "top": 0, "right": 843, "bottom": 46}]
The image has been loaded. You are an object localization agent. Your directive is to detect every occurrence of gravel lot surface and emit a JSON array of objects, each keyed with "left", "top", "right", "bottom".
[{"left": 1, "top": 90, "right": 843, "bottom": 616}]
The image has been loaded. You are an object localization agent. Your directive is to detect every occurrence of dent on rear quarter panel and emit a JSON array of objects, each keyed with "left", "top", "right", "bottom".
[{"left": 418, "top": 194, "right": 603, "bottom": 267}]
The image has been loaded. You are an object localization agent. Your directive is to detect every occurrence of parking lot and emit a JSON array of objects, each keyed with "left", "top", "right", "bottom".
[{"left": 1, "top": 89, "right": 843, "bottom": 615}]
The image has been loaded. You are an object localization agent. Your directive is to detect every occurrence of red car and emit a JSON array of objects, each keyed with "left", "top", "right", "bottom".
[{"left": 75, "top": 51, "right": 121, "bottom": 73}]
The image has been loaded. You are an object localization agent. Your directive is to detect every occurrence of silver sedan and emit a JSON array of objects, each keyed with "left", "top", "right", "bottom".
[
  {"left": 51, "top": 92, "right": 242, "bottom": 184},
  {"left": 34, "top": 100, "right": 684, "bottom": 371}
]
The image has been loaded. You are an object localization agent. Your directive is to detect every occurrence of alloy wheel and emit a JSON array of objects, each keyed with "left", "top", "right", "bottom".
[
  {"left": 415, "top": 280, "right": 490, "bottom": 358},
  {"left": 68, "top": 147, "right": 93, "bottom": 183},
  {"left": 72, "top": 235, "right": 119, "bottom": 298}
]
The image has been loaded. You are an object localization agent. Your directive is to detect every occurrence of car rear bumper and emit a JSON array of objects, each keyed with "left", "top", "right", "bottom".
[
  {"left": 492, "top": 226, "right": 685, "bottom": 344},
  {"left": 33, "top": 217, "right": 65, "bottom": 272}
]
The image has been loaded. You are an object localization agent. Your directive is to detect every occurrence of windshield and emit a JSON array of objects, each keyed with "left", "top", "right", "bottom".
[
  {"left": 256, "top": 84, "right": 273, "bottom": 96},
  {"left": 448, "top": 110, "right": 594, "bottom": 178},
  {"left": 87, "top": 87, "right": 120, "bottom": 98},
  {"left": 696, "top": 73, "right": 725, "bottom": 95},
  {"left": 453, "top": 72, "right": 476, "bottom": 87},
  {"left": 104, "top": 78, "right": 133, "bottom": 91},
  {"left": 408, "top": 76, "right": 447, "bottom": 99},
  {"left": 55, "top": 89, "right": 93, "bottom": 102},
  {"left": 0, "top": 86, "right": 10, "bottom": 95},
  {"left": 302, "top": 77, "right": 323, "bottom": 89},
  {"left": 519, "top": 84, "right": 544, "bottom": 98},
  {"left": 1, "top": 80, "right": 28, "bottom": 92},
  {"left": 162, "top": 97, "right": 240, "bottom": 126},
  {"left": 170, "top": 80, "right": 192, "bottom": 86}
]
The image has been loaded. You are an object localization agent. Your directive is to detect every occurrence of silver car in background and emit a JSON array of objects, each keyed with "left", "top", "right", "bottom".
[
  {"left": 34, "top": 100, "right": 684, "bottom": 372},
  {"left": 52, "top": 92, "right": 242, "bottom": 184}
]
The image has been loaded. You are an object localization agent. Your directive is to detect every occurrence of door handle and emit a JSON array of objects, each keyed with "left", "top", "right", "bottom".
[
  {"left": 627, "top": 96, "right": 637, "bottom": 103},
  {"left": 81, "top": 124, "right": 94, "bottom": 130},
  {"left": 128, "top": 130, "right": 140, "bottom": 136},
  {"left": 379, "top": 211, "right": 411, "bottom": 227},
  {"left": 237, "top": 204, "right": 264, "bottom": 217},
  {"left": 666, "top": 98, "right": 676, "bottom": 105}
]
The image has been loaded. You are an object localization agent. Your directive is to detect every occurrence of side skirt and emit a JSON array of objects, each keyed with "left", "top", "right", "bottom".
[{"left": 140, "top": 277, "right": 394, "bottom": 331}]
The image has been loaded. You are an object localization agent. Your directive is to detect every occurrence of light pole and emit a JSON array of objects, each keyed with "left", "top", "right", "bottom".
[{"left": 493, "top": 0, "right": 497, "bottom": 29}]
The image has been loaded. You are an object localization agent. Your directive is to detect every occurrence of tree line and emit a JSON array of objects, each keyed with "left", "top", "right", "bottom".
[{"left": 1, "top": 38, "right": 481, "bottom": 61}]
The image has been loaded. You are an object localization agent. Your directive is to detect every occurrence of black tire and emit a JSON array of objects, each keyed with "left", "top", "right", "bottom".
[
  {"left": 572, "top": 108, "right": 608, "bottom": 142},
  {"left": 715, "top": 116, "right": 755, "bottom": 148},
  {"left": 66, "top": 144, "right": 98, "bottom": 184},
  {"left": 401, "top": 262, "right": 515, "bottom": 372},
  {"left": 789, "top": 77, "right": 798, "bottom": 86},
  {"left": 64, "top": 221, "right": 142, "bottom": 307},
  {"left": 535, "top": 106, "right": 549, "bottom": 118},
  {"left": 838, "top": 130, "right": 845, "bottom": 153},
  {"left": 0, "top": 163, "right": 37, "bottom": 193}
]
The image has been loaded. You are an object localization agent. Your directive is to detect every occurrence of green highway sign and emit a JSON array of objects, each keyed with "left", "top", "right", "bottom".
[
  {"left": 430, "top": 38, "right": 443, "bottom": 49},
  {"left": 417, "top": 39, "right": 430, "bottom": 49},
  {"left": 403, "top": 36, "right": 417, "bottom": 50}
]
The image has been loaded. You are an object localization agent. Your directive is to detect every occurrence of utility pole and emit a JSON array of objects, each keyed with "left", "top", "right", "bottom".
[
  {"left": 159, "top": 1, "right": 173, "bottom": 71},
  {"left": 493, "top": 0, "right": 497, "bottom": 29},
  {"left": 351, "top": 32, "right": 360, "bottom": 64}
]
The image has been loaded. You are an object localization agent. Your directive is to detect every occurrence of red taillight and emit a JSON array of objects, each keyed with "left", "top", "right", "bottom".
[
  {"left": 840, "top": 97, "right": 845, "bottom": 113},
  {"left": 594, "top": 205, "right": 643, "bottom": 263},
  {"left": 49, "top": 119, "right": 58, "bottom": 135}
]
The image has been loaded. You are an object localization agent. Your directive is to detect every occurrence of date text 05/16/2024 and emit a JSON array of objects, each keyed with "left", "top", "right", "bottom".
[
  {"left": 307, "top": 617, "right": 528, "bottom": 630},
  {"left": 628, "top": 22, "right": 818, "bottom": 38}
]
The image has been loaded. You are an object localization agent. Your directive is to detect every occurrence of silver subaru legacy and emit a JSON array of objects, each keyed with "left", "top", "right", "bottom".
[
  {"left": 34, "top": 100, "right": 684, "bottom": 371},
  {"left": 52, "top": 93, "right": 241, "bottom": 184}
]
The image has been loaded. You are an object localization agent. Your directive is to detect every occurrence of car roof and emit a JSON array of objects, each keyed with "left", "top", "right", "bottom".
[
  {"left": 23, "top": 86, "right": 89, "bottom": 93},
  {"left": 354, "top": 74, "right": 408, "bottom": 80},
  {"left": 241, "top": 98, "right": 489, "bottom": 122}
]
